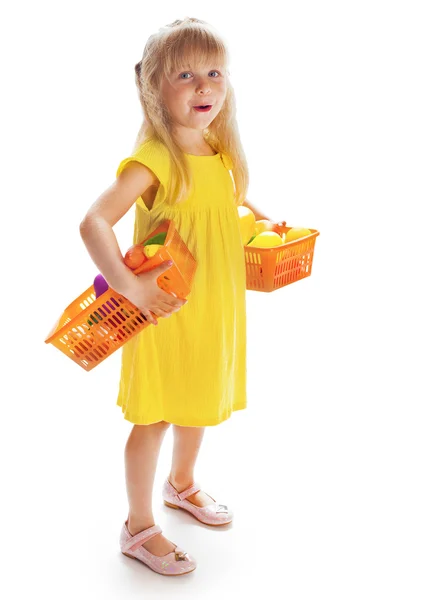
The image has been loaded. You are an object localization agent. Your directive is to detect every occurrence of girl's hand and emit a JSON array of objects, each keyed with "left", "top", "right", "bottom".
[
  {"left": 272, "top": 221, "right": 286, "bottom": 234},
  {"left": 120, "top": 261, "right": 187, "bottom": 326}
]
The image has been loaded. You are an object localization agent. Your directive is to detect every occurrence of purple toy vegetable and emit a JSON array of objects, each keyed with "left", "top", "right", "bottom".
[{"left": 94, "top": 274, "right": 109, "bottom": 298}]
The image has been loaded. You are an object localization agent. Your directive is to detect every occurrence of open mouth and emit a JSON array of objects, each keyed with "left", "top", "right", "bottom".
[{"left": 193, "top": 105, "right": 212, "bottom": 112}]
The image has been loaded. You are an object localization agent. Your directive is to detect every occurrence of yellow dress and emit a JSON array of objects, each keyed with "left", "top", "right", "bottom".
[{"left": 115, "top": 138, "right": 247, "bottom": 426}]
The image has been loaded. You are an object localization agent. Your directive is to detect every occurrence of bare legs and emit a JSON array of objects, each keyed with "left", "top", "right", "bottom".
[
  {"left": 124, "top": 422, "right": 210, "bottom": 557},
  {"left": 168, "top": 425, "right": 205, "bottom": 487},
  {"left": 125, "top": 421, "right": 175, "bottom": 556},
  {"left": 168, "top": 426, "right": 214, "bottom": 508}
]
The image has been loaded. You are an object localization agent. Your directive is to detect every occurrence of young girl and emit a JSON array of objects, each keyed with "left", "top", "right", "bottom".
[{"left": 79, "top": 17, "right": 274, "bottom": 577}]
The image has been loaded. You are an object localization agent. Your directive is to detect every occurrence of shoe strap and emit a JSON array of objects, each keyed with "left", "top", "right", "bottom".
[
  {"left": 177, "top": 483, "right": 201, "bottom": 502},
  {"left": 122, "top": 524, "right": 162, "bottom": 553}
]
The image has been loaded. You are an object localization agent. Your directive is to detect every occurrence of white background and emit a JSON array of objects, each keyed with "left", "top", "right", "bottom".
[{"left": 1, "top": 1, "right": 422, "bottom": 598}]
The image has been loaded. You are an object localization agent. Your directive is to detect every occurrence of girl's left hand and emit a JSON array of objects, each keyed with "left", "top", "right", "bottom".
[{"left": 272, "top": 220, "right": 286, "bottom": 235}]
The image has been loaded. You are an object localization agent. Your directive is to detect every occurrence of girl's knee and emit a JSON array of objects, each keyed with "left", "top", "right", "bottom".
[{"left": 126, "top": 421, "right": 170, "bottom": 448}]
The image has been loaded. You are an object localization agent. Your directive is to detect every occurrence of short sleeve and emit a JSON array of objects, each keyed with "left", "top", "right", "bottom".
[{"left": 116, "top": 138, "right": 171, "bottom": 212}]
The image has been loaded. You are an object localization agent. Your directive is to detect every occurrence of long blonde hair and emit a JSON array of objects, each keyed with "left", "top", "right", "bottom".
[{"left": 131, "top": 17, "right": 249, "bottom": 206}]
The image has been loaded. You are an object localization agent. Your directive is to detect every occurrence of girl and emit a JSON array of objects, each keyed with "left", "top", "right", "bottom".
[{"left": 79, "top": 17, "right": 275, "bottom": 577}]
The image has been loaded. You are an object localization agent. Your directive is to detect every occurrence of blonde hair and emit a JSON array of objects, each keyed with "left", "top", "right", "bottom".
[{"left": 131, "top": 17, "right": 249, "bottom": 206}]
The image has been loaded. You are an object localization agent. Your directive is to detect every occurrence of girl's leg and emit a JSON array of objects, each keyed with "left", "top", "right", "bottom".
[
  {"left": 125, "top": 420, "right": 176, "bottom": 556},
  {"left": 168, "top": 426, "right": 214, "bottom": 507}
]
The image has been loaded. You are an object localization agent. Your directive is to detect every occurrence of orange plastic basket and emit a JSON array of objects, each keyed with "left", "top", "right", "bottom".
[
  {"left": 245, "top": 222, "right": 320, "bottom": 292},
  {"left": 45, "top": 220, "right": 197, "bottom": 371}
]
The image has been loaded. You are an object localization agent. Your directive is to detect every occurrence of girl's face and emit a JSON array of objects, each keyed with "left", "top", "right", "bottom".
[{"left": 160, "top": 62, "right": 227, "bottom": 132}]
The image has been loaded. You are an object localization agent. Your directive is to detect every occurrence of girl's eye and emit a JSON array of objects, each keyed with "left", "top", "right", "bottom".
[{"left": 179, "top": 71, "right": 221, "bottom": 79}]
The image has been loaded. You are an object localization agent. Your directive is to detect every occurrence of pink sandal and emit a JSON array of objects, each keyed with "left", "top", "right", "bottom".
[
  {"left": 162, "top": 479, "right": 234, "bottom": 526},
  {"left": 120, "top": 521, "right": 196, "bottom": 576}
]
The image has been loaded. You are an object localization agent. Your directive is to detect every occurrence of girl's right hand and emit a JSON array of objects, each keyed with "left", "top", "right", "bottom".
[{"left": 121, "top": 261, "right": 187, "bottom": 326}]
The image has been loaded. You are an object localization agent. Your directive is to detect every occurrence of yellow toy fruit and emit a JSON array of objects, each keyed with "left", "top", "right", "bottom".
[
  {"left": 248, "top": 231, "right": 284, "bottom": 247},
  {"left": 285, "top": 227, "right": 311, "bottom": 243},
  {"left": 254, "top": 219, "right": 275, "bottom": 235},
  {"left": 143, "top": 244, "right": 163, "bottom": 258},
  {"left": 237, "top": 206, "right": 256, "bottom": 245}
]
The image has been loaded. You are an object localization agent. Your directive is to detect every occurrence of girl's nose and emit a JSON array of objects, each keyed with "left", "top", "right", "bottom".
[{"left": 196, "top": 79, "right": 211, "bottom": 94}]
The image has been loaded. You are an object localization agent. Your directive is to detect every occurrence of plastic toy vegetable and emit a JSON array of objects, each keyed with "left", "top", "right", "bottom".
[{"left": 93, "top": 274, "right": 109, "bottom": 298}]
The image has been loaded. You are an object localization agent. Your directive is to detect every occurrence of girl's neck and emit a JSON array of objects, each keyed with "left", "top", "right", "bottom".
[{"left": 172, "top": 127, "right": 215, "bottom": 156}]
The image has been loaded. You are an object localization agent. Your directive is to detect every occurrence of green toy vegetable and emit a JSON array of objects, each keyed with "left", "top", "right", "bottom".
[{"left": 144, "top": 232, "right": 167, "bottom": 246}]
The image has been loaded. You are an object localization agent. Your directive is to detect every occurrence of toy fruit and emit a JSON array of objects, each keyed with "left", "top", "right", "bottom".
[
  {"left": 285, "top": 227, "right": 311, "bottom": 243},
  {"left": 247, "top": 234, "right": 257, "bottom": 245},
  {"left": 237, "top": 206, "right": 256, "bottom": 245},
  {"left": 254, "top": 219, "right": 275, "bottom": 235},
  {"left": 144, "top": 232, "right": 167, "bottom": 246},
  {"left": 124, "top": 244, "right": 147, "bottom": 270},
  {"left": 143, "top": 244, "right": 163, "bottom": 258},
  {"left": 93, "top": 274, "right": 109, "bottom": 298},
  {"left": 248, "top": 231, "right": 284, "bottom": 248}
]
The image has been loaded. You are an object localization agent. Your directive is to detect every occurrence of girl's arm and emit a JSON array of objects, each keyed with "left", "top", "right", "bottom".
[{"left": 79, "top": 162, "right": 159, "bottom": 295}]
